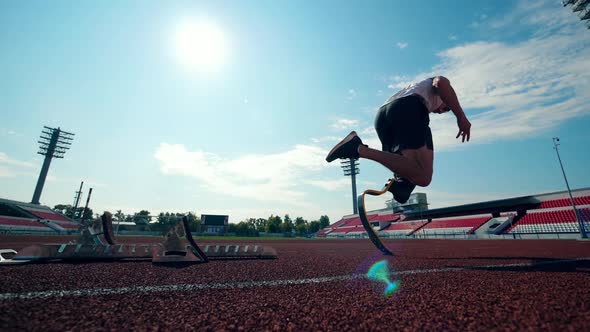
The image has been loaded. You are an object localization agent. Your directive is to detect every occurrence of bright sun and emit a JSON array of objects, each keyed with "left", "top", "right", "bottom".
[{"left": 174, "top": 20, "right": 227, "bottom": 72}]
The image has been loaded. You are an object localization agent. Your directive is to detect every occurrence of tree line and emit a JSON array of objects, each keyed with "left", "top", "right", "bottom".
[
  {"left": 52, "top": 204, "right": 330, "bottom": 236},
  {"left": 228, "top": 214, "right": 330, "bottom": 237}
]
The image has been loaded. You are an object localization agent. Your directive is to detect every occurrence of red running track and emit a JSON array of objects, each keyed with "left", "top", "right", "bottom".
[{"left": 1, "top": 237, "right": 590, "bottom": 331}]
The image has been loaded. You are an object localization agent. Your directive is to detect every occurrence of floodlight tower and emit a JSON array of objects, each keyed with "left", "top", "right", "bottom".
[
  {"left": 341, "top": 158, "right": 360, "bottom": 214},
  {"left": 552, "top": 137, "right": 587, "bottom": 239},
  {"left": 562, "top": 0, "right": 590, "bottom": 29},
  {"left": 31, "top": 126, "right": 74, "bottom": 205},
  {"left": 72, "top": 181, "right": 84, "bottom": 219}
]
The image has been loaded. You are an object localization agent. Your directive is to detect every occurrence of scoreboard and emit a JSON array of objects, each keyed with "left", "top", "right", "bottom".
[{"left": 201, "top": 214, "right": 229, "bottom": 226}]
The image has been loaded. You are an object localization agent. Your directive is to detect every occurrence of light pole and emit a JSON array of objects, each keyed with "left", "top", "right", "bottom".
[
  {"left": 552, "top": 137, "right": 587, "bottom": 238},
  {"left": 32, "top": 126, "right": 74, "bottom": 204},
  {"left": 72, "top": 181, "right": 84, "bottom": 220},
  {"left": 341, "top": 158, "right": 360, "bottom": 214}
]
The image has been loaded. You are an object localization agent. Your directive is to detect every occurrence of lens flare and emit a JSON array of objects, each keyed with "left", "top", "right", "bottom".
[{"left": 367, "top": 260, "right": 400, "bottom": 296}]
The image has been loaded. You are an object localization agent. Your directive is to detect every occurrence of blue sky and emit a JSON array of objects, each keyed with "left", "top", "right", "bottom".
[{"left": 1, "top": 0, "right": 589, "bottom": 224}]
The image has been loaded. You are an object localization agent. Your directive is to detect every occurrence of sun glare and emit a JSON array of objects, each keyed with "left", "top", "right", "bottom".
[{"left": 174, "top": 20, "right": 227, "bottom": 72}]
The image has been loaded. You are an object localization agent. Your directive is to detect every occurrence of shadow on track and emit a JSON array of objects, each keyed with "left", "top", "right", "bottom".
[{"left": 446, "top": 258, "right": 590, "bottom": 273}]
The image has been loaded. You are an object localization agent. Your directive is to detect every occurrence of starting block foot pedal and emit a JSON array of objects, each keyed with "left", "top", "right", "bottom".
[
  {"left": 151, "top": 247, "right": 205, "bottom": 265},
  {"left": 0, "top": 249, "right": 30, "bottom": 265}
]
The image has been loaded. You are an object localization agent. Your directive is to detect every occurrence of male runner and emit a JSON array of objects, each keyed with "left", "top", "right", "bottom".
[{"left": 325, "top": 76, "right": 471, "bottom": 203}]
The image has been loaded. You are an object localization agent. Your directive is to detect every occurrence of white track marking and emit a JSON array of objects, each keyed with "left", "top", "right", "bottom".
[{"left": 0, "top": 257, "right": 587, "bottom": 301}]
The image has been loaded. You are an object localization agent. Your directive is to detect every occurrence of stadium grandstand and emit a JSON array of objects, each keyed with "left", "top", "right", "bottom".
[
  {"left": 0, "top": 198, "right": 79, "bottom": 234},
  {"left": 319, "top": 188, "right": 590, "bottom": 240}
]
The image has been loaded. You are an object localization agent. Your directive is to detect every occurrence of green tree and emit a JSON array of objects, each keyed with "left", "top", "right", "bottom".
[
  {"left": 54, "top": 204, "right": 93, "bottom": 220},
  {"left": 265, "top": 215, "right": 282, "bottom": 233},
  {"left": 295, "top": 217, "right": 306, "bottom": 226},
  {"left": 295, "top": 219, "right": 308, "bottom": 236},
  {"left": 234, "top": 221, "right": 257, "bottom": 236},
  {"left": 114, "top": 210, "right": 125, "bottom": 222},
  {"left": 296, "top": 224, "right": 308, "bottom": 236},
  {"left": 133, "top": 210, "right": 151, "bottom": 225},
  {"left": 157, "top": 212, "right": 167, "bottom": 224},
  {"left": 154, "top": 212, "right": 170, "bottom": 234},
  {"left": 319, "top": 215, "right": 330, "bottom": 229},
  {"left": 308, "top": 220, "right": 321, "bottom": 233},
  {"left": 78, "top": 207, "right": 94, "bottom": 221},
  {"left": 185, "top": 212, "right": 201, "bottom": 232},
  {"left": 255, "top": 218, "right": 267, "bottom": 232},
  {"left": 245, "top": 218, "right": 256, "bottom": 229},
  {"left": 281, "top": 214, "right": 294, "bottom": 233},
  {"left": 53, "top": 204, "right": 74, "bottom": 218}
]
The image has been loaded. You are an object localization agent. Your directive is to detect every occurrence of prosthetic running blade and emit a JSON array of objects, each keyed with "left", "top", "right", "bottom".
[{"left": 358, "top": 179, "right": 395, "bottom": 256}]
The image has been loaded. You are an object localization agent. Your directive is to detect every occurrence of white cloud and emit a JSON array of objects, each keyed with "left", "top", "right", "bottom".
[
  {"left": 0, "top": 129, "right": 16, "bottom": 137},
  {"left": 0, "top": 152, "right": 36, "bottom": 168},
  {"left": 396, "top": 42, "right": 408, "bottom": 49},
  {"left": 0, "top": 166, "right": 12, "bottom": 177},
  {"left": 304, "top": 178, "right": 352, "bottom": 191},
  {"left": 356, "top": 126, "right": 384, "bottom": 149},
  {"left": 360, "top": 127, "right": 376, "bottom": 136},
  {"left": 347, "top": 89, "right": 357, "bottom": 100},
  {"left": 311, "top": 136, "right": 341, "bottom": 143},
  {"left": 154, "top": 143, "right": 331, "bottom": 206},
  {"left": 55, "top": 176, "right": 107, "bottom": 188},
  {"left": 386, "top": 75, "right": 414, "bottom": 91},
  {"left": 489, "top": 0, "right": 570, "bottom": 33},
  {"left": 469, "top": 13, "right": 488, "bottom": 29},
  {"left": 331, "top": 118, "right": 359, "bottom": 130},
  {"left": 448, "top": 34, "right": 458, "bottom": 41},
  {"left": 0, "top": 152, "right": 37, "bottom": 177},
  {"left": 385, "top": 1, "right": 590, "bottom": 151}
]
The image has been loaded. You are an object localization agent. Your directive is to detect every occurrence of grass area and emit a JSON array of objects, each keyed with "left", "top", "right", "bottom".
[
  {"left": 190, "top": 235, "right": 314, "bottom": 241},
  {"left": 119, "top": 235, "right": 313, "bottom": 241}
]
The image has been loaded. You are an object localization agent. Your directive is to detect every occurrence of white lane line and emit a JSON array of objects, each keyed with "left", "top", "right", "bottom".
[{"left": 0, "top": 257, "right": 586, "bottom": 301}]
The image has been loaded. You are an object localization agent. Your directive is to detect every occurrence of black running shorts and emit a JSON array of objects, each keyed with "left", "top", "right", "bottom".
[{"left": 374, "top": 95, "right": 434, "bottom": 153}]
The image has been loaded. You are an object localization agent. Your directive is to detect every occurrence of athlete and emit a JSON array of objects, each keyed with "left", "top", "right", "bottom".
[{"left": 325, "top": 76, "right": 471, "bottom": 203}]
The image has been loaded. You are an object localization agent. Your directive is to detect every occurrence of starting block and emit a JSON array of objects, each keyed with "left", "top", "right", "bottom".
[
  {"left": 357, "top": 179, "right": 394, "bottom": 256},
  {"left": 0, "top": 249, "right": 28, "bottom": 265},
  {"left": 1, "top": 213, "right": 277, "bottom": 265}
]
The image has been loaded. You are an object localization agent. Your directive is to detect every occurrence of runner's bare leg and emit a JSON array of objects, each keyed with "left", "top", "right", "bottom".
[{"left": 358, "top": 145, "right": 433, "bottom": 187}]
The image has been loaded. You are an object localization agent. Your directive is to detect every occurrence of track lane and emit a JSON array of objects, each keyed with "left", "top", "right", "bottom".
[{"left": 1, "top": 238, "right": 590, "bottom": 330}]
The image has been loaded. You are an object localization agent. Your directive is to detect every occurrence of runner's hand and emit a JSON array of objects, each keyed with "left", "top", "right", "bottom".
[{"left": 456, "top": 115, "right": 471, "bottom": 142}]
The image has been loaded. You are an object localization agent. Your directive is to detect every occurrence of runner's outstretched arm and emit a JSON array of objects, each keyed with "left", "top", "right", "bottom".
[{"left": 433, "top": 76, "right": 471, "bottom": 142}]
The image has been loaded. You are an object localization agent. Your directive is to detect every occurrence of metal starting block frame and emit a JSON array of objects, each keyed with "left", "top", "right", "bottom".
[{"left": 1, "top": 213, "right": 277, "bottom": 265}]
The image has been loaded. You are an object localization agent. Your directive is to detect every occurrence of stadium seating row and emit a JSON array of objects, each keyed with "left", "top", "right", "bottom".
[
  {"left": 23, "top": 209, "right": 72, "bottom": 222},
  {"left": 324, "top": 204, "right": 589, "bottom": 237},
  {"left": 0, "top": 216, "right": 53, "bottom": 232},
  {"left": 508, "top": 208, "right": 590, "bottom": 234},
  {"left": 0, "top": 204, "right": 80, "bottom": 233},
  {"left": 20, "top": 207, "right": 80, "bottom": 230},
  {"left": 538, "top": 196, "right": 590, "bottom": 209}
]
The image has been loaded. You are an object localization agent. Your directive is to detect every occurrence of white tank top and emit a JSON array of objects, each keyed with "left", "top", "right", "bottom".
[{"left": 383, "top": 77, "right": 443, "bottom": 113}]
